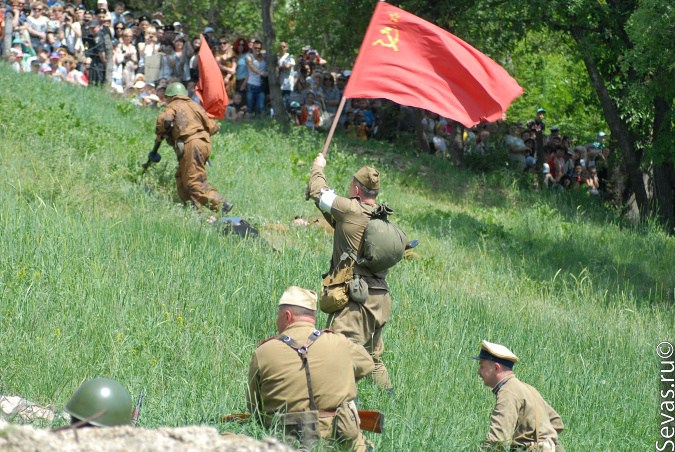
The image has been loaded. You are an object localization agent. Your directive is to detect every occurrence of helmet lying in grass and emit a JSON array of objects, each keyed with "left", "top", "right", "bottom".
[{"left": 65, "top": 378, "right": 132, "bottom": 427}]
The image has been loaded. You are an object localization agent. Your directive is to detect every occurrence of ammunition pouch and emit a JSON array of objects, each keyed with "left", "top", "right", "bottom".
[
  {"left": 281, "top": 410, "right": 320, "bottom": 449},
  {"left": 320, "top": 264, "right": 353, "bottom": 314},
  {"left": 347, "top": 275, "right": 369, "bottom": 304}
]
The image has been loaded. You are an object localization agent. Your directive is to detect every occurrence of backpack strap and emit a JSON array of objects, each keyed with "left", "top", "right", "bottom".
[{"left": 278, "top": 330, "right": 324, "bottom": 411}]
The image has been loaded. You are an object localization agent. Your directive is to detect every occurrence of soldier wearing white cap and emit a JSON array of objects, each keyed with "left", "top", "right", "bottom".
[
  {"left": 474, "top": 340, "right": 565, "bottom": 451},
  {"left": 247, "top": 286, "right": 373, "bottom": 450}
]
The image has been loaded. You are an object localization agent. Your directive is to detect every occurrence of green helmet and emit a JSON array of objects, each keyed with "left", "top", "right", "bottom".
[
  {"left": 65, "top": 378, "right": 132, "bottom": 427},
  {"left": 165, "top": 82, "right": 188, "bottom": 97}
]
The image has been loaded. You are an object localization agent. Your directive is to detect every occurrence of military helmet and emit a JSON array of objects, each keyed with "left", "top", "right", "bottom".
[
  {"left": 165, "top": 82, "right": 187, "bottom": 97},
  {"left": 65, "top": 378, "right": 132, "bottom": 427}
]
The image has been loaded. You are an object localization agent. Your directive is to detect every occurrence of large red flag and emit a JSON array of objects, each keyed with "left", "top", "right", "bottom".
[
  {"left": 195, "top": 35, "right": 228, "bottom": 120},
  {"left": 343, "top": 2, "right": 523, "bottom": 127}
]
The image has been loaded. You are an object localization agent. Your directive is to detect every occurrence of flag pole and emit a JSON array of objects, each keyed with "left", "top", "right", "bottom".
[{"left": 320, "top": 96, "right": 348, "bottom": 157}]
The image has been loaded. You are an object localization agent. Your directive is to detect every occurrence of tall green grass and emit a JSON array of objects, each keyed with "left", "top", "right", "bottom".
[{"left": 0, "top": 65, "right": 672, "bottom": 450}]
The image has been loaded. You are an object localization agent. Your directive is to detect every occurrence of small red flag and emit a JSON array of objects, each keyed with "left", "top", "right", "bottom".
[
  {"left": 343, "top": 2, "right": 523, "bottom": 127},
  {"left": 195, "top": 35, "right": 228, "bottom": 120}
]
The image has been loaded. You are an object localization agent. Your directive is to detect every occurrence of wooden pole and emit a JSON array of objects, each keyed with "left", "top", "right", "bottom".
[{"left": 320, "top": 96, "right": 348, "bottom": 156}]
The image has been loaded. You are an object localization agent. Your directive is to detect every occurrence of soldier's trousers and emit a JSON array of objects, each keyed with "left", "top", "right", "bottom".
[
  {"left": 326, "top": 288, "right": 392, "bottom": 390},
  {"left": 175, "top": 138, "right": 225, "bottom": 212}
]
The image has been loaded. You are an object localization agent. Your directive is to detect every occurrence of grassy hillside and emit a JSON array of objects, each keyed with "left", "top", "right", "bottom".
[{"left": 0, "top": 65, "right": 672, "bottom": 451}]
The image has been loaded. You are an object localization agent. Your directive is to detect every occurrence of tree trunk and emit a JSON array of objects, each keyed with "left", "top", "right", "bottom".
[
  {"left": 571, "top": 28, "right": 650, "bottom": 220},
  {"left": 3, "top": 10, "right": 14, "bottom": 58},
  {"left": 652, "top": 94, "right": 675, "bottom": 234},
  {"left": 261, "top": 0, "right": 284, "bottom": 120}
]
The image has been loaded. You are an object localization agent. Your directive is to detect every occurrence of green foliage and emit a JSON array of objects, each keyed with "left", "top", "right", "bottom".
[
  {"left": 1, "top": 56, "right": 674, "bottom": 451},
  {"left": 506, "top": 30, "right": 605, "bottom": 142}
]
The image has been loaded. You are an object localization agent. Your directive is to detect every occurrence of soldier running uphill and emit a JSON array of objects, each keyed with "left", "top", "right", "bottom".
[{"left": 155, "top": 82, "right": 233, "bottom": 214}]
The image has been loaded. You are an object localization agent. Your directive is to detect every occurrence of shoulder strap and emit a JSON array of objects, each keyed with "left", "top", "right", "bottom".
[{"left": 278, "top": 330, "right": 323, "bottom": 411}]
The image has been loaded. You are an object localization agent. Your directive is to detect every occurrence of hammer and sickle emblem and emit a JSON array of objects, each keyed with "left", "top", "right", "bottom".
[{"left": 372, "top": 26, "right": 399, "bottom": 52}]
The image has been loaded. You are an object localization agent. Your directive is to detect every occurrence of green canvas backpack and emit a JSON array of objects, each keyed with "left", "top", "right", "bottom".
[{"left": 357, "top": 204, "right": 407, "bottom": 276}]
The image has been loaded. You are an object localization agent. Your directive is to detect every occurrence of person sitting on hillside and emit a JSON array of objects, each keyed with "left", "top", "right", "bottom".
[
  {"left": 542, "top": 163, "right": 556, "bottom": 189},
  {"left": 299, "top": 91, "right": 321, "bottom": 130},
  {"left": 585, "top": 167, "right": 600, "bottom": 195},
  {"left": 63, "top": 55, "right": 87, "bottom": 86},
  {"left": 570, "top": 163, "right": 586, "bottom": 190},
  {"left": 226, "top": 91, "right": 247, "bottom": 121},
  {"left": 504, "top": 124, "right": 530, "bottom": 169}
]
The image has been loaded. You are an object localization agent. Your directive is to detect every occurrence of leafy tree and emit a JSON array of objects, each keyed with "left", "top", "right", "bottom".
[{"left": 414, "top": 0, "right": 674, "bottom": 231}]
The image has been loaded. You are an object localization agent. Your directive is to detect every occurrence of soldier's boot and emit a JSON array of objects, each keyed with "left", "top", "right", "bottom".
[{"left": 370, "top": 359, "right": 393, "bottom": 392}]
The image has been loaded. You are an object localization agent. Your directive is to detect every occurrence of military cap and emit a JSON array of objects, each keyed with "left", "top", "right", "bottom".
[
  {"left": 473, "top": 340, "right": 519, "bottom": 368},
  {"left": 551, "top": 125, "right": 560, "bottom": 132},
  {"left": 536, "top": 108, "right": 546, "bottom": 114},
  {"left": 278, "top": 286, "right": 317, "bottom": 311},
  {"left": 354, "top": 166, "right": 380, "bottom": 191}
]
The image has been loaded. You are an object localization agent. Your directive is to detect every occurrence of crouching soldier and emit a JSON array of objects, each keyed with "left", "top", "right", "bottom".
[
  {"left": 474, "top": 341, "right": 565, "bottom": 451},
  {"left": 247, "top": 286, "right": 374, "bottom": 450}
]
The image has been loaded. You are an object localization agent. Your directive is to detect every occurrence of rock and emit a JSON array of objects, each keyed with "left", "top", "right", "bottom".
[
  {"left": 0, "top": 396, "right": 59, "bottom": 423},
  {"left": 0, "top": 424, "right": 295, "bottom": 451}
]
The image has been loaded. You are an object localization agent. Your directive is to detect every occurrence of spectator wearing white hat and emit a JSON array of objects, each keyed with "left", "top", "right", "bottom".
[{"left": 474, "top": 340, "right": 564, "bottom": 451}]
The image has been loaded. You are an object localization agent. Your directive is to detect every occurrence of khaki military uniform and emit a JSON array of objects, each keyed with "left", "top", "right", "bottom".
[
  {"left": 309, "top": 164, "right": 394, "bottom": 389},
  {"left": 483, "top": 375, "right": 564, "bottom": 450},
  {"left": 155, "top": 95, "right": 225, "bottom": 211},
  {"left": 248, "top": 321, "right": 374, "bottom": 450}
]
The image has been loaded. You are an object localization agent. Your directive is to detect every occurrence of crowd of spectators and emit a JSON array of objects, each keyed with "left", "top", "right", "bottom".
[
  {"left": 1, "top": 0, "right": 386, "bottom": 130},
  {"left": 418, "top": 106, "right": 612, "bottom": 195},
  {"left": 1, "top": 1, "right": 612, "bottom": 196}
]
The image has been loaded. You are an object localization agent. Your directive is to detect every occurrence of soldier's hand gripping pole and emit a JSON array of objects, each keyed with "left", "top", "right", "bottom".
[{"left": 306, "top": 97, "right": 347, "bottom": 201}]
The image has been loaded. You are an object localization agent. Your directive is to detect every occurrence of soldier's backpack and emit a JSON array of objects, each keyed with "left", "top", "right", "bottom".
[{"left": 357, "top": 204, "right": 407, "bottom": 275}]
